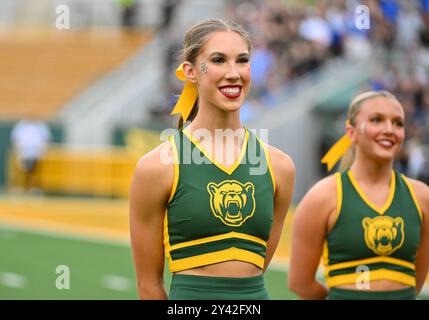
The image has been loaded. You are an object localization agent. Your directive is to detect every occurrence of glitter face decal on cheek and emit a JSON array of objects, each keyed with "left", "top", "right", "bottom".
[{"left": 200, "top": 61, "right": 207, "bottom": 74}]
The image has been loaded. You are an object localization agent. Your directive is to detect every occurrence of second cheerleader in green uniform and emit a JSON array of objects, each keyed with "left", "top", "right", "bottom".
[{"left": 289, "top": 90, "right": 429, "bottom": 299}]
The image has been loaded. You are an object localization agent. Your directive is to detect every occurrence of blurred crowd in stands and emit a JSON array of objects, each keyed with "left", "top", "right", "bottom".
[
  {"left": 155, "top": 0, "right": 429, "bottom": 182},
  {"left": 358, "top": 0, "right": 429, "bottom": 183}
]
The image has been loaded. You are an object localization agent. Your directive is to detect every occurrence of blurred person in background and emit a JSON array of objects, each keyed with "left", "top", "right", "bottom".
[
  {"left": 160, "top": 0, "right": 181, "bottom": 31},
  {"left": 417, "top": 147, "right": 429, "bottom": 185},
  {"left": 129, "top": 18, "right": 295, "bottom": 300},
  {"left": 248, "top": 36, "right": 276, "bottom": 99},
  {"left": 10, "top": 114, "right": 52, "bottom": 194},
  {"left": 289, "top": 91, "right": 429, "bottom": 299},
  {"left": 117, "top": 0, "right": 139, "bottom": 30},
  {"left": 405, "top": 124, "right": 426, "bottom": 179}
]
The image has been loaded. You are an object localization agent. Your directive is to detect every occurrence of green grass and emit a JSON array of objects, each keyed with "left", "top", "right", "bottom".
[
  {"left": 0, "top": 227, "right": 137, "bottom": 299},
  {"left": 1, "top": 227, "right": 426, "bottom": 300},
  {"left": 0, "top": 227, "right": 296, "bottom": 299}
]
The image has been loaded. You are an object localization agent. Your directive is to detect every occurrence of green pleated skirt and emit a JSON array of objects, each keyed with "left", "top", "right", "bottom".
[
  {"left": 168, "top": 273, "right": 270, "bottom": 300},
  {"left": 328, "top": 287, "right": 416, "bottom": 300}
]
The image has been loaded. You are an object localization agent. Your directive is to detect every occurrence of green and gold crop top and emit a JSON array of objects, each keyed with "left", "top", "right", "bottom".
[
  {"left": 163, "top": 128, "right": 276, "bottom": 272},
  {"left": 323, "top": 170, "right": 422, "bottom": 288}
]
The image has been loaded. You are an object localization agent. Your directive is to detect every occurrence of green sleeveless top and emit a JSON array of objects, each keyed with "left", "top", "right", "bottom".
[
  {"left": 164, "top": 128, "right": 276, "bottom": 272},
  {"left": 323, "top": 170, "right": 423, "bottom": 288}
]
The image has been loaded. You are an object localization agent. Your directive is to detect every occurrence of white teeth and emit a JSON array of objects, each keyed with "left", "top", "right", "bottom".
[
  {"left": 378, "top": 140, "right": 393, "bottom": 147},
  {"left": 220, "top": 87, "right": 240, "bottom": 94}
]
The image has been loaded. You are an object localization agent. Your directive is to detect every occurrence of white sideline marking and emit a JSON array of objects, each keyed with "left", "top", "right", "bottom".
[
  {"left": 0, "top": 272, "right": 26, "bottom": 289},
  {"left": 101, "top": 275, "right": 133, "bottom": 291}
]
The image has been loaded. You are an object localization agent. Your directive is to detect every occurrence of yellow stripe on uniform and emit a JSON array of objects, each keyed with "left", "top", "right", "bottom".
[
  {"left": 328, "top": 172, "right": 343, "bottom": 229},
  {"left": 347, "top": 170, "right": 396, "bottom": 215},
  {"left": 167, "top": 136, "right": 180, "bottom": 203},
  {"left": 401, "top": 174, "right": 423, "bottom": 222},
  {"left": 169, "top": 231, "right": 267, "bottom": 251},
  {"left": 182, "top": 128, "right": 249, "bottom": 176},
  {"left": 163, "top": 136, "right": 180, "bottom": 262},
  {"left": 322, "top": 241, "right": 330, "bottom": 268},
  {"left": 163, "top": 209, "right": 172, "bottom": 262},
  {"left": 168, "top": 247, "right": 264, "bottom": 272},
  {"left": 255, "top": 135, "right": 276, "bottom": 193},
  {"left": 326, "top": 269, "right": 416, "bottom": 288},
  {"left": 324, "top": 256, "right": 415, "bottom": 273}
]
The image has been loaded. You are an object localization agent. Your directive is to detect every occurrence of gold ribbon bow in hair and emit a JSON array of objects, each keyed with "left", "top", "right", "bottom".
[
  {"left": 170, "top": 63, "right": 199, "bottom": 121},
  {"left": 320, "top": 121, "right": 352, "bottom": 171}
]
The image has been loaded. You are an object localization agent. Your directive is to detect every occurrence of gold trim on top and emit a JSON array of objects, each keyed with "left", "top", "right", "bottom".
[
  {"left": 324, "top": 255, "right": 415, "bottom": 273},
  {"left": 254, "top": 135, "right": 276, "bottom": 193},
  {"left": 169, "top": 231, "right": 267, "bottom": 251},
  {"left": 168, "top": 247, "right": 264, "bottom": 272},
  {"left": 163, "top": 136, "right": 180, "bottom": 260},
  {"left": 164, "top": 136, "right": 179, "bottom": 263},
  {"left": 347, "top": 170, "right": 395, "bottom": 215},
  {"left": 400, "top": 174, "right": 423, "bottom": 222},
  {"left": 336, "top": 173, "right": 343, "bottom": 218},
  {"left": 327, "top": 172, "right": 344, "bottom": 231},
  {"left": 167, "top": 136, "right": 180, "bottom": 203},
  {"left": 182, "top": 127, "right": 249, "bottom": 175},
  {"left": 163, "top": 209, "right": 172, "bottom": 262},
  {"left": 326, "top": 269, "right": 416, "bottom": 288},
  {"left": 322, "top": 241, "right": 330, "bottom": 268}
]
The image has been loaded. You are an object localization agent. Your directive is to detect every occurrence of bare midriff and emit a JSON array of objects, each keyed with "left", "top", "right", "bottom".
[
  {"left": 336, "top": 280, "right": 410, "bottom": 291},
  {"left": 175, "top": 261, "right": 263, "bottom": 277}
]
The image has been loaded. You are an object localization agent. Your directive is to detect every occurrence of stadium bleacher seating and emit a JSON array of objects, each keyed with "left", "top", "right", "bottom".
[{"left": 0, "top": 28, "right": 151, "bottom": 119}]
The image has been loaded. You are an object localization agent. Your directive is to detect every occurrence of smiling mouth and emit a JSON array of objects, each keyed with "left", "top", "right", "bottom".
[
  {"left": 219, "top": 86, "right": 242, "bottom": 99},
  {"left": 376, "top": 140, "right": 395, "bottom": 148}
]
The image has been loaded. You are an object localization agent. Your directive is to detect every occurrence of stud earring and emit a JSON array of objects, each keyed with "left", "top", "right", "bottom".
[{"left": 200, "top": 61, "right": 207, "bottom": 74}]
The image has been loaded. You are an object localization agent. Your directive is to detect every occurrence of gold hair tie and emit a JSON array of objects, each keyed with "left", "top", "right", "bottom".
[
  {"left": 170, "top": 63, "right": 198, "bottom": 121},
  {"left": 320, "top": 120, "right": 352, "bottom": 171}
]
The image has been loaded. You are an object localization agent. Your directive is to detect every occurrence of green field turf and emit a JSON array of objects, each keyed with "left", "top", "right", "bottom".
[
  {"left": 1, "top": 226, "right": 426, "bottom": 300},
  {"left": 0, "top": 226, "right": 296, "bottom": 299}
]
